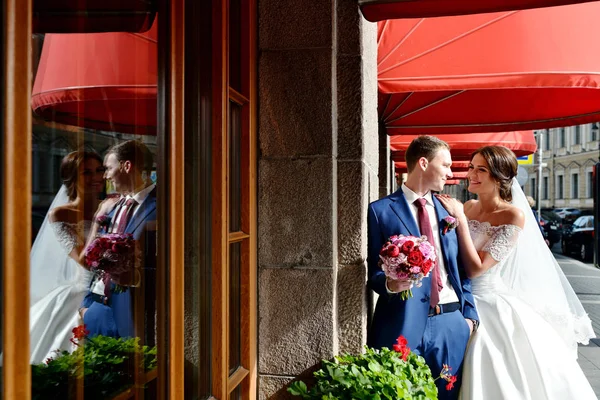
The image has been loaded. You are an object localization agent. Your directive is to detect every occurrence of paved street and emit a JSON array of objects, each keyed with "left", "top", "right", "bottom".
[{"left": 552, "top": 248, "right": 600, "bottom": 396}]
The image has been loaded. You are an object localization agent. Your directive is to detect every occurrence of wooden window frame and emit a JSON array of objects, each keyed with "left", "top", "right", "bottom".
[
  {"left": 1, "top": 0, "right": 186, "bottom": 398},
  {"left": 212, "top": 0, "right": 257, "bottom": 398}
]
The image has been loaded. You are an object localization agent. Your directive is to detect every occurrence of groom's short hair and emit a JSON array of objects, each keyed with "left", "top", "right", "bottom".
[
  {"left": 107, "top": 140, "right": 154, "bottom": 172},
  {"left": 405, "top": 135, "right": 450, "bottom": 172}
]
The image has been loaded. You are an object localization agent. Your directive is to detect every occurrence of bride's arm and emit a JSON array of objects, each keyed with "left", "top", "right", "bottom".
[{"left": 436, "top": 195, "right": 524, "bottom": 278}]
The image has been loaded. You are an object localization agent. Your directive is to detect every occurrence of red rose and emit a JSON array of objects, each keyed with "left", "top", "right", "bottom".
[
  {"left": 421, "top": 259, "right": 433, "bottom": 275},
  {"left": 401, "top": 240, "right": 414, "bottom": 253},
  {"left": 387, "top": 244, "right": 400, "bottom": 258},
  {"left": 380, "top": 241, "right": 391, "bottom": 256},
  {"left": 407, "top": 250, "right": 424, "bottom": 266}
]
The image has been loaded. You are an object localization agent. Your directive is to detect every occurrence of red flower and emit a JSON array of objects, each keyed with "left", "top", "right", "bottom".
[
  {"left": 407, "top": 249, "right": 424, "bottom": 266},
  {"left": 387, "top": 244, "right": 400, "bottom": 258},
  {"left": 72, "top": 324, "right": 90, "bottom": 341},
  {"left": 401, "top": 346, "right": 410, "bottom": 361},
  {"left": 445, "top": 375, "right": 457, "bottom": 391},
  {"left": 401, "top": 240, "right": 415, "bottom": 253},
  {"left": 421, "top": 259, "right": 432, "bottom": 275},
  {"left": 395, "top": 335, "right": 408, "bottom": 347}
]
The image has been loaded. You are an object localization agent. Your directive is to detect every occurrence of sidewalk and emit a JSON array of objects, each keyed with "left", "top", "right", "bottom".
[{"left": 553, "top": 251, "right": 600, "bottom": 396}]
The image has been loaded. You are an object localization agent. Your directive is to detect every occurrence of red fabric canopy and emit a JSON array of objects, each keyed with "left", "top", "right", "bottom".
[
  {"left": 394, "top": 160, "right": 471, "bottom": 171},
  {"left": 390, "top": 131, "right": 537, "bottom": 161},
  {"left": 33, "top": 0, "right": 156, "bottom": 33},
  {"left": 378, "top": 4, "right": 600, "bottom": 135},
  {"left": 31, "top": 21, "right": 157, "bottom": 135},
  {"left": 360, "top": 0, "right": 596, "bottom": 21}
]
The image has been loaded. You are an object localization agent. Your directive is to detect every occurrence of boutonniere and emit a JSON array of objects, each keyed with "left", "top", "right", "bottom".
[
  {"left": 442, "top": 216, "right": 459, "bottom": 235},
  {"left": 96, "top": 215, "right": 112, "bottom": 228}
]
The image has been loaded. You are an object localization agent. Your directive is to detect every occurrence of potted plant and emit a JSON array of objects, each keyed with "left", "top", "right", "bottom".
[{"left": 288, "top": 336, "right": 455, "bottom": 400}]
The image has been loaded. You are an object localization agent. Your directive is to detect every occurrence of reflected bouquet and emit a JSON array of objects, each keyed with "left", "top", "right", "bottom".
[
  {"left": 85, "top": 233, "right": 139, "bottom": 294},
  {"left": 379, "top": 234, "right": 436, "bottom": 300}
]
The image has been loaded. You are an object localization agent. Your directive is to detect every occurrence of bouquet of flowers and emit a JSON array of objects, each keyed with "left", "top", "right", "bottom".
[
  {"left": 379, "top": 234, "right": 436, "bottom": 300},
  {"left": 84, "top": 233, "right": 139, "bottom": 295}
]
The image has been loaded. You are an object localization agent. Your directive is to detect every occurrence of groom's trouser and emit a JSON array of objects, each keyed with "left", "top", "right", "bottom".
[{"left": 413, "top": 309, "right": 471, "bottom": 400}]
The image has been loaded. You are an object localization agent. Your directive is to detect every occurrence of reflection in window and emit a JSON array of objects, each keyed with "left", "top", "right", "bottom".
[{"left": 29, "top": 18, "right": 159, "bottom": 399}]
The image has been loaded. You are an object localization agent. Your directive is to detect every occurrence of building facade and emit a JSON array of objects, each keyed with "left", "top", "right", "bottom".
[{"left": 523, "top": 125, "right": 600, "bottom": 211}]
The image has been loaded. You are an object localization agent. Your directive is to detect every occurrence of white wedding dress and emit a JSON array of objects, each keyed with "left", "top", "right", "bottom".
[
  {"left": 459, "top": 220, "right": 597, "bottom": 400},
  {"left": 29, "top": 220, "right": 93, "bottom": 363}
]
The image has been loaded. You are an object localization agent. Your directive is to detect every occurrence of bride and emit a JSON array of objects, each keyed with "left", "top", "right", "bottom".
[
  {"left": 30, "top": 150, "right": 117, "bottom": 363},
  {"left": 436, "top": 145, "right": 597, "bottom": 400}
]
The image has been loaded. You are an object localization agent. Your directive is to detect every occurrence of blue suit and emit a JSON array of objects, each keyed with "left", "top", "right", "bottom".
[
  {"left": 367, "top": 188, "right": 478, "bottom": 399},
  {"left": 82, "top": 187, "right": 157, "bottom": 343}
]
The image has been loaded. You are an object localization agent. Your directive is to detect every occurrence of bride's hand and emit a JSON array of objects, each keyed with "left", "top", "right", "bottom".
[
  {"left": 96, "top": 196, "right": 120, "bottom": 217},
  {"left": 435, "top": 194, "right": 464, "bottom": 218}
]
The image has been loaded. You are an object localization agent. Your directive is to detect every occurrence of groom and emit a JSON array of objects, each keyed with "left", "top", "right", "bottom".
[
  {"left": 367, "top": 135, "right": 478, "bottom": 399},
  {"left": 80, "top": 140, "right": 157, "bottom": 345}
]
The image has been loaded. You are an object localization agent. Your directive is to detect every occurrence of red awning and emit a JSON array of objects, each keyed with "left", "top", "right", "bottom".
[
  {"left": 33, "top": 0, "right": 156, "bottom": 33},
  {"left": 394, "top": 160, "right": 471, "bottom": 171},
  {"left": 360, "top": 0, "right": 596, "bottom": 21},
  {"left": 31, "top": 21, "right": 157, "bottom": 135},
  {"left": 378, "top": 4, "right": 600, "bottom": 134},
  {"left": 390, "top": 131, "right": 537, "bottom": 161}
]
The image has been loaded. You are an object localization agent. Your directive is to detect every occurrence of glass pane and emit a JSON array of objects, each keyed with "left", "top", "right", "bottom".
[
  {"left": 229, "top": 242, "right": 242, "bottom": 373},
  {"left": 183, "top": 0, "right": 213, "bottom": 395},
  {"left": 229, "top": 386, "right": 242, "bottom": 400},
  {"left": 229, "top": 101, "right": 242, "bottom": 232},
  {"left": 29, "top": 13, "right": 160, "bottom": 399},
  {"left": 229, "top": 0, "right": 242, "bottom": 92}
]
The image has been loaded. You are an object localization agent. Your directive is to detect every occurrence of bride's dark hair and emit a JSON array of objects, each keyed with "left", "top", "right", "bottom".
[
  {"left": 61, "top": 151, "right": 103, "bottom": 201},
  {"left": 470, "top": 146, "right": 518, "bottom": 202}
]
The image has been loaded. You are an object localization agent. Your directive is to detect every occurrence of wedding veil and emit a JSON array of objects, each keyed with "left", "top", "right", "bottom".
[
  {"left": 500, "top": 178, "right": 595, "bottom": 356},
  {"left": 30, "top": 185, "right": 80, "bottom": 305}
]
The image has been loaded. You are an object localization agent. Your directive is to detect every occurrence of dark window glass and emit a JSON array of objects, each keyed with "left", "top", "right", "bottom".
[
  {"left": 229, "top": 242, "right": 242, "bottom": 374},
  {"left": 572, "top": 173, "right": 579, "bottom": 198},
  {"left": 543, "top": 176, "right": 549, "bottom": 200},
  {"left": 229, "top": 0, "right": 242, "bottom": 92},
  {"left": 229, "top": 386, "right": 242, "bottom": 400},
  {"left": 558, "top": 175, "right": 564, "bottom": 199},
  {"left": 229, "top": 101, "right": 242, "bottom": 232}
]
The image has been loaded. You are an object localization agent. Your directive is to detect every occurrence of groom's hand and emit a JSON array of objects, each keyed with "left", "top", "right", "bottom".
[{"left": 385, "top": 278, "right": 413, "bottom": 293}]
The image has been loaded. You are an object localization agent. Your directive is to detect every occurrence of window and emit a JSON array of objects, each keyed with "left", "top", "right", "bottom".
[
  {"left": 588, "top": 171, "right": 594, "bottom": 198},
  {"left": 531, "top": 177, "right": 537, "bottom": 198},
  {"left": 544, "top": 131, "right": 550, "bottom": 151},
  {"left": 571, "top": 173, "right": 579, "bottom": 198},
  {"left": 574, "top": 126, "right": 581, "bottom": 145},
  {"left": 557, "top": 175, "right": 564, "bottom": 199},
  {"left": 543, "top": 176, "right": 549, "bottom": 200},
  {"left": 560, "top": 128, "right": 566, "bottom": 147},
  {"left": 592, "top": 124, "right": 598, "bottom": 142}
]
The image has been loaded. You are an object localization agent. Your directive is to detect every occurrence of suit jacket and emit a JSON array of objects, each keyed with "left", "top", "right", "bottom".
[
  {"left": 82, "top": 187, "right": 157, "bottom": 340},
  {"left": 367, "top": 188, "right": 478, "bottom": 350}
]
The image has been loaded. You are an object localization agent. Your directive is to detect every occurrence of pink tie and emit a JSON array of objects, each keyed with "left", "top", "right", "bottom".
[
  {"left": 115, "top": 198, "right": 136, "bottom": 234},
  {"left": 414, "top": 198, "right": 443, "bottom": 307}
]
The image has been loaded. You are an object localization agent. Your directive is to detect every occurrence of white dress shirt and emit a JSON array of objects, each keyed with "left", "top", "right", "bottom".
[{"left": 400, "top": 184, "right": 459, "bottom": 305}]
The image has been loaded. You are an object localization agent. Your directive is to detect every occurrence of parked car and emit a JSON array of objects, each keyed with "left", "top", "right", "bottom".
[
  {"left": 539, "top": 210, "right": 562, "bottom": 248},
  {"left": 561, "top": 215, "right": 595, "bottom": 261},
  {"left": 553, "top": 207, "right": 582, "bottom": 221}
]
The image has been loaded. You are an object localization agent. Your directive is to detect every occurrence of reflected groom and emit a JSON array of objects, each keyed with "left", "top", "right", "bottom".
[{"left": 80, "top": 140, "right": 157, "bottom": 344}]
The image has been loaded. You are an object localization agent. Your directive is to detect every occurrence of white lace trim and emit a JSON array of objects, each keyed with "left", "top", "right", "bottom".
[
  {"left": 49, "top": 221, "right": 86, "bottom": 255},
  {"left": 469, "top": 220, "right": 522, "bottom": 262}
]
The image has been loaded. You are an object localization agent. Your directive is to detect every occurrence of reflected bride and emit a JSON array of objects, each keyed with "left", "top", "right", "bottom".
[{"left": 29, "top": 150, "right": 105, "bottom": 363}]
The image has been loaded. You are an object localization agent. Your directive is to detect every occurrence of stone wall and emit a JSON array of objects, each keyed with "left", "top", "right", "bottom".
[{"left": 257, "top": 0, "right": 378, "bottom": 397}]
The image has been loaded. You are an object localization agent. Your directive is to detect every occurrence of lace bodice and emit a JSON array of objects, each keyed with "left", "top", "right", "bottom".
[
  {"left": 468, "top": 220, "right": 521, "bottom": 293},
  {"left": 50, "top": 220, "right": 91, "bottom": 255}
]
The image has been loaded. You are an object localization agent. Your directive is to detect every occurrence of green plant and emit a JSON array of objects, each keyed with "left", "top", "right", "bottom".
[
  {"left": 31, "top": 327, "right": 157, "bottom": 400},
  {"left": 288, "top": 336, "right": 441, "bottom": 400}
]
